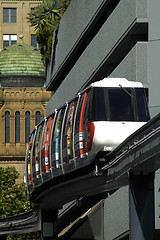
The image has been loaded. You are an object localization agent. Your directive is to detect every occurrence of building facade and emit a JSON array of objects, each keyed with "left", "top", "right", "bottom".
[
  {"left": 0, "top": 0, "right": 41, "bottom": 51},
  {"left": 0, "top": 37, "right": 51, "bottom": 180},
  {"left": 46, "top": 0, "right": 160, "bottom": 239}
]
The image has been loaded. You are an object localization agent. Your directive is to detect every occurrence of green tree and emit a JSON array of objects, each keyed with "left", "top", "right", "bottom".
[
  {"left": 27, "top": 0, "right": 71, "bottom": 60},
  {"left": 0, "top": 167, "right": 40, "bottom": 240},
  {"left": 0, "top": 167, "right": 30, "bottom": 218}
]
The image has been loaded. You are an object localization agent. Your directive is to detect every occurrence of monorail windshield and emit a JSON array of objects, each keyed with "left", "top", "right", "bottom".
[{"left": 90, "top": 87, "right": 150, "bottom": 122}]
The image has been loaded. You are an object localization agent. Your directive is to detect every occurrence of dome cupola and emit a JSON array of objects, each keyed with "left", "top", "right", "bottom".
[{"left": 0, "top": 34, "right": 45, "bottom": 87}]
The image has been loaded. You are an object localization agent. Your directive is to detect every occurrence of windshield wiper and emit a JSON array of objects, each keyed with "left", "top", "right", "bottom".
[{"left": 119, "top": 84, "right": 134, "bottom": 98}]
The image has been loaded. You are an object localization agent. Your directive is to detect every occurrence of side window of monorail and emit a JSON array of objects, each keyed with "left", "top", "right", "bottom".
[
  {"left": 75, "top": 94, "right": 85, "bottom": 130},
  {"left": 27, "top": 133, "right": 34, "bottom": 184},
  {"left": 44, "top": 115, "right": 54, "bottom": 170},
  {"left": 135, "top": 89, "right": 150, "bottom": 121},
  {"left": 88, "top": 88, "right": 108, "bottom": 121},
  {"left": 83, "top": 91, "right": 91, "bottom": 125},
  {"left": 70, "top": 100, "right": 78, "bottom": 136},
  {"left": 74, "top": 93, "right": 86, "bottom": 158},
  {"left": 57, "top": 109, "right": 65, "bottom": 163},
  {"left": 40, "top": 119, "right": 49, "bottom": 172},
  {"left": 52, "top": 108, "right": 65, "bottom": 168},
  {"left": 79, "top": 92, "right": 88, "bottom": 131},
  {"left": 63, "top": 101, "right": 78, "bottom": 162},
  {"left": 35, "top": 123, "right": 44, "bottom": 175},
  {"left": 41, "top": 117, "right": 52, "bottom": 172},
  {"left": 62, "top": 104, "right": 72, "bottom": 163},
  {"left": 31, "top": 130, "right": 37, "bottom": 179},
  {"left": 36, "top": 124, "right": 43, "bottom": 153},
  {"left": 68, "top": 102, "right": 75, "bottom": 158},
  {"left": 108, "top": 88, "right": 134, "bottom": 121},
  {"left": 51, "top": 113, "right": 58, "bottom": 168}
]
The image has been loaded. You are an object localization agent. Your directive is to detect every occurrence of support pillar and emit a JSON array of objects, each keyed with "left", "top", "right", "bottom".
[
  {"left": 41, "top": 209, "right": 58, "bottom": 240},
  {"left": 129, "top": 173, "right": 155, "bottom": 240}
]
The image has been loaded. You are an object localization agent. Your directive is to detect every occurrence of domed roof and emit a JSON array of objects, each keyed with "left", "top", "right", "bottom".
[
  {"left": 0, "top": 34, "right": 45, "bottom": 87},
  {"left": 0, "top": 39, "right": 45, "bottom": 77}
]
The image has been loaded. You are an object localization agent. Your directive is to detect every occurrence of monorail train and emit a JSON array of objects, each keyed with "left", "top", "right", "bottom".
[{"left": 24, "top": 78, "right": 150, "bottom": 193}]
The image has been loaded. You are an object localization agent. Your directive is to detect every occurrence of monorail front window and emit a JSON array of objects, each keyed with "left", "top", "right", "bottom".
[
  {"left": 90, "top": 87, "right": 149, "bottom": 122},
  {"left": 135, "top": 88, "right": 150, "bottom": 121},
  {"left": 108, "top": 88, "right": 134, "bottom": 121}
]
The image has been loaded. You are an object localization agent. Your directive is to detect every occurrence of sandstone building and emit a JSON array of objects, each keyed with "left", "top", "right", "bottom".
[
  {"left": 0, "top": 35, "right": 51, "bottom": 179},
  {"left": 0, "top": 0, "right": 41, "bottom": 51}
]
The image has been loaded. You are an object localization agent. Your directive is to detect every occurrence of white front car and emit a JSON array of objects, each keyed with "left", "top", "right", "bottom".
[{"left": 91, "top": 121, "right": 146, "bottom": 154}]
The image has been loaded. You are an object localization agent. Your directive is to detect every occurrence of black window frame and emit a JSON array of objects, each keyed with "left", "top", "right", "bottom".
[
  {"left": 5, "top": 111, "right": 10, "bottom": 143},
  {"left": 35, "top": 111, "right": 41, "bottom": 126},
  {"left": 3, "top": 8, "right": 17, "bottom": 23},
  {"left": 31, "top": 34, "right": 39, "bottom": 49},
  {"left": 25, "top": 111, "right": 30, "bottom": 143},
  {"left": 15, "top": 111, "right": 20, "bottom": 143},
  {"left": 3, "top": 34, "right": 17, "bottom": 48}
]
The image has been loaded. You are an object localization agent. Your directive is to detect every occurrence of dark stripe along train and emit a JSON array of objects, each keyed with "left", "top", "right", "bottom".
[{"left": 24, "top": 78, "right": 150, "bottom": 196}]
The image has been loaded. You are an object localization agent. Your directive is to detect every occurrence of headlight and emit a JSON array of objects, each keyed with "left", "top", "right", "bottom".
[{"left": 104, "top": 146, "right": 113, "bottom": 151}]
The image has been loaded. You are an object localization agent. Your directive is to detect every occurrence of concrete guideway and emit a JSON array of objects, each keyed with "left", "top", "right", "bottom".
[{"left": 0, "top": 208, "right": 41, "bottom": 236}]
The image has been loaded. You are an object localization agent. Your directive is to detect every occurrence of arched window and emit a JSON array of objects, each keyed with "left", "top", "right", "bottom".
[
  {"left": 5, "top": 111, "right": 10, "bottom": 143},
  {"left": 35, "top": 111, "right": 40, "bottom": 126},
  {"left": 15, "top": 111, "right": 20, "bottom": 143},
  {"left": 25, "top": 111, "right": 30, "bottom": 143}
]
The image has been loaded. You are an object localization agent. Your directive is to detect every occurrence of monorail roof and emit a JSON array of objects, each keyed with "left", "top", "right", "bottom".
[{"left": 91, "top": 78, "right": 143, "bottom": 88}]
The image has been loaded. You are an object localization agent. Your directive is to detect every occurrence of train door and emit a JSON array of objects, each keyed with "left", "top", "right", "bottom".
[
  {"left": 47, "top": 114, "right": 56, "bottom": 170},
  {"left": 26, "top": 132, "right": 35, "bottom": 184},
  {"left": 31, "top": 128, "right": 38, "bottom": 180},
  {"left": 44, "top": 117, "right": 52, "bottom": 172},
  {"left": 24, "top": 142, "right": 30, "bottom": 190},
  {"left": 41, "top": 118, "right": 50, "bottom": 173},
  {"left": 50, "top": 112, "right": 58, "bottom": 168},
  {"left": 51, "top": 108, "right": 66, "bottom": 168},
  {"left": 62, "top": 100, "right": 78, "bottom": 164},
  {"left": 34, "top": 123, "right": 43, "bottom": 178},
  {"left": 62, "top": 104, "right": 70, "bottom": 164},
  {"left": 74, "top": 93, "right": 88, "bottom": 159},
  {"left": 82, "top": 90, "right": 95, "bottom": 155},
  {"left": 67, "top": 100, "right": 77, "bottom": 162},
  {"left": 37, "top": 121, "right": 45, "bottom": 175}
]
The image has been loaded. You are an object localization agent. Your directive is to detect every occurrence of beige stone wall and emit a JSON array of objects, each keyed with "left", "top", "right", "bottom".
[
  {"left": 0, "top": 0, "right": 42, "bottom": 51},
  {"left": 0, "top": 87, "right": 51, "bottom": 178},
  {"left": 0, "top": 160, "right": 24, "bottom": 182}
]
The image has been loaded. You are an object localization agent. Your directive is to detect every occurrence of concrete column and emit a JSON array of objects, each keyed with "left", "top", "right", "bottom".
[
  {"left": 129, "top": 173, "right": 155, "bottom": 240},
  {"left": 41, "top": 209, "right": 58, "bottom": 240}
]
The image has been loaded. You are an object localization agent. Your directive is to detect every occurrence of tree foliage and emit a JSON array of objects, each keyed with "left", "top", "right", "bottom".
[
  {"left": 27, "top": 0, "right": 71, "bottom": 60},
  {"left": 0, "top": 167, "right": 40, "bottom": 240},
  {"left": 0, "top": 167, "right": 30, "bottom": 218}
]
